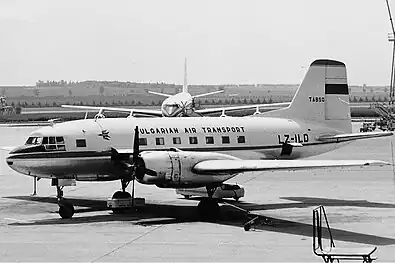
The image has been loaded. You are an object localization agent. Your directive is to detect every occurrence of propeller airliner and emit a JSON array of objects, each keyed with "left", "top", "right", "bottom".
[{"left": 5, "top": 59, "right": 392, "bottom": 219}]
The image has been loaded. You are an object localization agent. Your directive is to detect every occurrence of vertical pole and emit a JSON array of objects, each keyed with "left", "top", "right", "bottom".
[
  {"left": 386, "top": 0, "right": 395, "bottom": 113},
  {"left": 391, "top": 141, "right": 395, "bottom": 178},
  {"left": 31, "top": 176, "right": 37, "bottom": 196}
]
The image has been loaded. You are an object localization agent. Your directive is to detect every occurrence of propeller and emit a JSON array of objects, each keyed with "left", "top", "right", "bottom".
[
  {"left": 130, "top": 126, "right": 139, "bottom": 207},
  {"left": 128, "top": 126, "right": 157, "bottom": 207}
]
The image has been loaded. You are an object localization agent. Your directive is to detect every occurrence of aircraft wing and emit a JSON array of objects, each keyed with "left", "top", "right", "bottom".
[
  {"left": 317, "top": 131, "right": 393, "bottom": 142},
  {"left": 192, "top": 159, "right": 389, "bottom": 174},
  {"left": 195, "top": 102, "right": 290, "bottom": 115},
  {"left": 61, "top": 105, "right": 163, "bottom": 117}
]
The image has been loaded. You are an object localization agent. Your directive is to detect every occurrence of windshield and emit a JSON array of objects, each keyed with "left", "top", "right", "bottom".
[
  {"left": 25, "top": 137, "right": 43, "bottom": 145},
  {"left": 163, "top": 104, "right": 180, "bottom": 116}
]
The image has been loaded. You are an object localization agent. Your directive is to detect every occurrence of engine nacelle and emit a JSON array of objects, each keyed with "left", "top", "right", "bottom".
[{"left": 136, "top": 150, "right": 239, "bottom": 188}]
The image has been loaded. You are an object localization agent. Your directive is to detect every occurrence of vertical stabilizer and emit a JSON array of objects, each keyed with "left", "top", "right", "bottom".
[
  {"left": 183, "top": 58, "right": 188, "bottom": 93},
  {"left": 261, "top": 59, "right": 351, "bottom": 133}
]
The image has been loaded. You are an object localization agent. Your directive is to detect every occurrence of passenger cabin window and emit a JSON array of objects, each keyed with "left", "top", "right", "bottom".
[
  {"left": 156, "top": 137, "right": 165, "bottom": 145},
  {"left": 76, "top": 139, "right": 87, "bottom": 148},
  {"left": 189, "top": 137, "right": 198, "bottom": 144},
  {"left": 205, "top": 136, "right": 214, "bottom": 144},
  {"left": 237, "top": 135, "right": 246, "bottom": 144},
  {"left": 222, "top": 136, "right": 230, "bottom": 144},
  {"left": 173, "top": 137, "right": 181, "bottom": 144},
  {"left": 139, "top": 138, "right": 147, "bottom": 146},
  {"left": 41, "top": 136, "right": 66, "bottom": 151}
]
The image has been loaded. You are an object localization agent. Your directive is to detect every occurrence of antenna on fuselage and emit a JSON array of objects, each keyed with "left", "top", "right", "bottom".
[
  {"left": 94, "top": 108, "right": 105, "bottom": 121},
  {"left": 48, "top": 118, "right": 61, "bottom": 127}
]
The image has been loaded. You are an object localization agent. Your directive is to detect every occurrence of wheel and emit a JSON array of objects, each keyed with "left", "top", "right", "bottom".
[
  {"left": 244, "top": 223, "right": 251, "bottom": 231},
  {"left": 58, "top": 199, "right": 74, "bottom": 219},
  {"left": 234, "top": 197, "right": 240, "bottom": 201},
  {"left": 197, "top": 199, "right": 220, "bottom": 221},
  {"left": 111, "top": 191, "right": 131, "bottom": 214},
  {"left": 112, "top": 191, "right": 131, "bottom": 199},
  {"left": 183, "top": 195, "right": 191, "bottom": 199}
]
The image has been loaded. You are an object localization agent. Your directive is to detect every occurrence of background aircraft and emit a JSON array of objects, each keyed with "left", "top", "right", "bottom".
[{"left": 62, "top": 59, "right": 289, "bottom": 118}]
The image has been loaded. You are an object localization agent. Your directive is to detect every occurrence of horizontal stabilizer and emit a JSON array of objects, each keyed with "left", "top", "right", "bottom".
[
  {"left": 148, "top": 91, "right": 172, "bottom": 97},
  {"left": 318, "top": 131, "right": 393, "bottom": 142},
  {"left": 193, "top": 159, "right": 390, "bottom": 174}
]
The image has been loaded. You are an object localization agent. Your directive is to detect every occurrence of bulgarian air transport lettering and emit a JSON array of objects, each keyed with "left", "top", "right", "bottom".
[
  {"left": 139, "top": 126, "right": 245, "bottom": 135},
  {"left": 140, "top": 127, "right": 180, "bottom": 135},
  {"left": 201, "top": 126, "right": 245, "bottom": 133},
  {"left": 278, "top": 133, "right": 309, "bottom": 144}
]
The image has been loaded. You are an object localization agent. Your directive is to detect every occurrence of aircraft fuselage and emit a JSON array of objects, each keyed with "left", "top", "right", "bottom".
[{"left": 6, "top": 116, "right": 348, "bottom": 181}]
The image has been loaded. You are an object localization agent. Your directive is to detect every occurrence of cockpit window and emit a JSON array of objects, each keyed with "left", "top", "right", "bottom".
[
  {"left": 42, "top": 136, "right": 66, "bottom": 151},
  {"left": 163, "top": 104, "right": 179, "bottom": 115},
  {"left": 25, "top": 137, "right": 43, "bottom": 145}
]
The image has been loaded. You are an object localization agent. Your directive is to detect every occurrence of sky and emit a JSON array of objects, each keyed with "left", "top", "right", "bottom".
[{"left": 0, "top": 0, "right": 393, "bottom": 86}]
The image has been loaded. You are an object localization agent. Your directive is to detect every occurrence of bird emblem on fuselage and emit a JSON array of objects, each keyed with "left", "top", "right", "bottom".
[{"left": 98, "top": 129, "right": 111, "bottom": 140}]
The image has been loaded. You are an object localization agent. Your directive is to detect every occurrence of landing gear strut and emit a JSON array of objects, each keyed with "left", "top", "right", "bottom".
[
  {"left": 56, "top": 185, "right": 74, "bottom": 219},
  {"left": 31, "top": 176, "right": 38, "bottom": 196},
  {"left": 197, "top": 186, "right": 220, "bottom": 220}
]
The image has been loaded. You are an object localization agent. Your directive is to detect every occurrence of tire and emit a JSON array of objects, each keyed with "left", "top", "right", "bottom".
[
  {"left": 112, "top": 191, "right": 131, "bottom": 199},
  {"left": 244, "top": 223, "right": 251, "bottom": 231},
  {"left": 58, "top": 200, "right": 74, "bottom": 219},
  {"left": 197, "top": 199, "right": 220, "bottom": 221},
  {"left": 111, "top": 191, "right": 131, "bottom": 214}
]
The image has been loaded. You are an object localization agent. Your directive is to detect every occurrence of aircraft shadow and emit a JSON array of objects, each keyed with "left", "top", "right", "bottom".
[
  {"left": 5, "top": 195, "right": 395, "bottom": 246},
  {"left": 234, "top": 196, "right": 395, "bottom": 211}
]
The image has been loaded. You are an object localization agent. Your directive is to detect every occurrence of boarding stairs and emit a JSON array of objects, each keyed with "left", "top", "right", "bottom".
[
  {"left": 371, "top": 102, "right": 394, "bottom": 121},
  {"left": 313, "top": 205, "right": 377, "bottom": 263}
]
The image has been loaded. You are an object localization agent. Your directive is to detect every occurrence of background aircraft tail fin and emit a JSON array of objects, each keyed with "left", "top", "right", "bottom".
[
  {"left": 183, "top": 57, "right": 188, "bottom": 93},
  {"left": 261, "top": 59, "right": 351, "bottom": 133}
]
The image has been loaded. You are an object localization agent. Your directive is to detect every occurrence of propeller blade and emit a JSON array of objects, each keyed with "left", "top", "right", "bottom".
[
  {"left": 144, "top": 168, "right": 157, "bottom": 177},
  {"left": 132, "top": 126, "right": 139, "bottom": 162}
]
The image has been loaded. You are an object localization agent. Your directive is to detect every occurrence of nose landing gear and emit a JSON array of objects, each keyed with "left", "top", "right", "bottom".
[
  {"left": 52, "top": 178, "right": 75, "bottom": 219},
  {"left": 56, "top": 185, "right": 75, "bottom": 219}
]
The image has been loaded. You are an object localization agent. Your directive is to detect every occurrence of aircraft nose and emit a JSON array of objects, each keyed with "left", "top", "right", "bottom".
[{"left": 6, "top": 156, "right": 13, "bottom": 166}]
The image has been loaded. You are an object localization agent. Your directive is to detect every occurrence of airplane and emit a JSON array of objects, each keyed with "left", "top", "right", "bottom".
[
  {"left": 0, "top": 96, "right": 15, "bottom": 114},
  {"left": 61, "top": 59, "right": 289, "bottom": 118},
  {"left": 5, "top": 59, "right": 392, "bottom": 220}
]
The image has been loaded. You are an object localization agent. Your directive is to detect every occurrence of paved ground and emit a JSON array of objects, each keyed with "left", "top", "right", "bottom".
[{"left": 0, "top": 124, "right": 395, "bottom": 262}]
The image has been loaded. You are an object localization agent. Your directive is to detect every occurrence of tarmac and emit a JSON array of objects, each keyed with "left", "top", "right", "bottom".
[{"left": 0, "top": 123, "right": 395, "bottom": 262}]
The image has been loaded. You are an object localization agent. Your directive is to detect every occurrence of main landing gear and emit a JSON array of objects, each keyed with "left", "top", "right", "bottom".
[
  {"left": 197, "top": 186, "right": 220, "bottom": 220},
  {"left": 110, "top": 179, "right": 132, "bottom": 214}
]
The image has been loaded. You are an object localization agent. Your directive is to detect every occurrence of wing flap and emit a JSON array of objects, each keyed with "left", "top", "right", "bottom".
[{"left": 193, "top": 159, "right": 389, "bottom": 174}]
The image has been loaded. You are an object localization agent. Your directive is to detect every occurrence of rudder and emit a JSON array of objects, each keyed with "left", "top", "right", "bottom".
[{"left": 261, "top": 59, "right": 351, "bottom": 133}]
